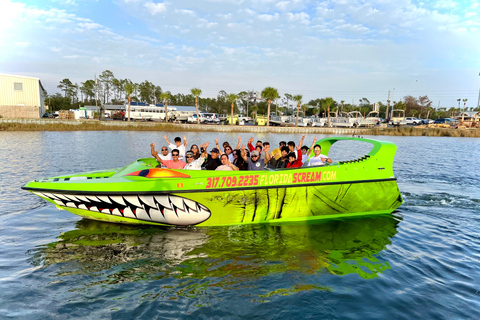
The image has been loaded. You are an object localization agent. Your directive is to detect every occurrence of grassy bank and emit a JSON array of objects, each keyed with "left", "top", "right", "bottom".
[
  {"left": 370, "top": 126, "right": 480, "bottom": 138},
  {"left": 1, "top": 119, "right": 479, "bottom": 137}
]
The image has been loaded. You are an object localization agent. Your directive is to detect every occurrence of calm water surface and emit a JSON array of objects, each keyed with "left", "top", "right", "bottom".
[{"left": 0, "top": 131, "right": 479, "bottom": 319}]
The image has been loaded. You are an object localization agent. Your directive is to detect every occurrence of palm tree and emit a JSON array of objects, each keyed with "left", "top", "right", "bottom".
[
  {"left": 293, "top": 95, "right": 302, "bottom": 126},
  {"left": 191, "top": 88, "right": 202, "bottom": 124},
  {"left": 124, "top": 82, "right": 136, "bottom": 122},
  {"left": 301, "top": 104, "right": 309, "bottom": 117},
  {"left": 261, "top": 87, "right": 279, "bottom": 127},
  {"left": 284, "top": 93, "right": 292, "bottom": 115},
  {"left": 341, "top": 100, "right": 345, "bottom": 113},
  {"left": 226, "top": 93, "right": 239, "bottom": 125},
  {"left": 160, "top": 91, "right": 172, "bottom": 122},
  {"left": 324, "top": 97, "right": 334, "bottom": 127}
]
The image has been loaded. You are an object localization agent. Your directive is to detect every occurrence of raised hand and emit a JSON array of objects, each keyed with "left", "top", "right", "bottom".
[
  {"left": 215, "top": 138, "right": 219, "bottom": 145},
  {"left": 163, "top": 134, "right": 167, "bottom": 140},
  {"left": 150, "top": 142, "right": 155, "bottom": 148}
]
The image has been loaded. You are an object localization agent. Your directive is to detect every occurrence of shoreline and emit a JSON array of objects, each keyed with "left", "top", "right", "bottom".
[{"left": 1, "top": 118, "right": 479, "bottom": 137}]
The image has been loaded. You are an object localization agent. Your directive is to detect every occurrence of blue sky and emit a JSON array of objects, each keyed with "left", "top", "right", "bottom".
[{"left": 1, "top": 0, "right": 479, "bottom": 108}]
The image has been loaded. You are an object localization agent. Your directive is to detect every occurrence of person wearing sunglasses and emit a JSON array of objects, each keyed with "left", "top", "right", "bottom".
[
  {"left": 190, "top": 144, "right": 201, "bottom": 160},
  {"left": 304, "top": 136, "right": 332, "bottom": 167},
  {"left": 240, "top": 143, "right": 270, "bottom": 171},
  {"left": 232, "top": 149, "right": 248, "bottom": 170},
  {"left": 152, "top": 148, "right": 186, "bottom": 169},
  {"left": 220, "top": 136, "right": 241, "bottom": 162},
  {"left": 184, "top": 144, "right": 208, "bottom": 170},
  {"left": 150, "top": 143, "right": 172, "bottom": 168}
]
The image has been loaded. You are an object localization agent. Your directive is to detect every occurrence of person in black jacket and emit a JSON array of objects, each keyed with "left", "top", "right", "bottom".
[{"left": 202, "top": 142, "right": 222, "bottom": 170}]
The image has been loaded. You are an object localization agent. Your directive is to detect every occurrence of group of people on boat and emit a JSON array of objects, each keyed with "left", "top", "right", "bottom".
[{"left": 150, "top": 134, "right": 332, "bottom": 171}]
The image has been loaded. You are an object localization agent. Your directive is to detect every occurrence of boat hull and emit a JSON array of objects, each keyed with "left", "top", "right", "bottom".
[{"left": 30, "top": 179, "right": 402, "bottom": 227}]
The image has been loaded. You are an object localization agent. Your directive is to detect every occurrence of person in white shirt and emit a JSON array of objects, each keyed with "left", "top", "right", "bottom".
[
  {"left": 164, "top": 135, "right": 187, "bottom": 160},
  {"left": 184, "top": 147, "right": 207, "bottom": 170},
  {"left": 305, "top": 137, "right": 333, "bottom": 166},
  {"left": 150, "top": 143, "right": 172, "bottom": 168}
]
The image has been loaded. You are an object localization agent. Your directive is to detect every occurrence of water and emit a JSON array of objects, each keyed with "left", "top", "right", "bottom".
[{"left": 0, "top": 131, "right": 479, "bottom": 319}]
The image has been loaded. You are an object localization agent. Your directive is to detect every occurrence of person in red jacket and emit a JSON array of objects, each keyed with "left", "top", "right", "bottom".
[{"left": 286, "top": 149, "right": 303, "bottom": 168}]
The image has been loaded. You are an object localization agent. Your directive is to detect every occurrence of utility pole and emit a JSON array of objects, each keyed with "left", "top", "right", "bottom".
[
  {"left": 386, "top": 90, "right": 391, "bottom": 121},
  {"left": 95, "top": 74, "right": 97, "bottom": 108},
  {"left": 478, "top": 72, "right": 480, "bottom": 109}
]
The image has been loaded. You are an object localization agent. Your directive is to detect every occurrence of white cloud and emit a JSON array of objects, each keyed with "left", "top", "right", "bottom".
[
  {"left": 286, "top": 12, "right": 310, "bottom": 24},
  {"left": 465, "top": 12, "right": 477, "bottom": 18},
  {"left": 258, "top": 13, "right": 279, "bottom": 22},
  {"left": 78, "top": 22, "right": 102, "bottom": 30},
  {"left": 176, "top": 9, "right": 195, "bottom": 16},
  {"left": 276, "top": 1, "right": 290, "bottom": 11},
  {"left": 144, "top": 1, "right": 166, "bottom": 15},
  {"left": 217, "top": 13, "right": 232, "bottom": 19}
]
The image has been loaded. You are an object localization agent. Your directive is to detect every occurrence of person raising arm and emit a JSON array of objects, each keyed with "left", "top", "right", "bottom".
[
  {"left": 305, "top": 136, "right": 332, "bottom": 166},
  {"left": 153, "top": 148, "right": 186, "bottom": 169}
]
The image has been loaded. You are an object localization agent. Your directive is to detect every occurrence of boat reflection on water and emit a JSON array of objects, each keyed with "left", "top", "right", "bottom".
[{"left": 29, "top": 215, "right": 400, "bottom": 294}]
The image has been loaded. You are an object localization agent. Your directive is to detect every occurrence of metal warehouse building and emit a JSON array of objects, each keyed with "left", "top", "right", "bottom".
[{"left": 0, "top": 74, "right": 46, "bottom": 119}]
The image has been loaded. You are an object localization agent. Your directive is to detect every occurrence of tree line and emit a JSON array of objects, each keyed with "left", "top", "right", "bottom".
[{"left": 46, "top": 69, "right": 479, "bottom": 123}]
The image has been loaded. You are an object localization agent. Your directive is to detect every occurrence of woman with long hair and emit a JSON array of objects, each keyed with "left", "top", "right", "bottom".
[
  {"left": 190, "top": 144, "right": 201, "bottom": 160},
  {"left": 232, "top": 149, "right": 248, "bottom": 170}
]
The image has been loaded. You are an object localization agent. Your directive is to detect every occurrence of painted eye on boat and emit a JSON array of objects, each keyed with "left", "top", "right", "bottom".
[{"left": 125, "top": 168, "right": 191, "bottom": 179}]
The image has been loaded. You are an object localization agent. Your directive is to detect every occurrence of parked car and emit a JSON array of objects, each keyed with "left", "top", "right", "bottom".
[
  {"left": 434, "top": 118, "right": 458, "bottom": 125},
  {"left": 420, "top": 119, "right": 434, "bottom": 124},
  {"left": 201, "top": 113, "right": 220, "bottom": 124},
  {"left": 405, "top": 117, "right": 422, "bottom": 125},
  {"left": 238, "top": 114, "right": 252, "bottom": 123},
  {"left": 42, "top": 112, "right": 54, "bottom": 118}
]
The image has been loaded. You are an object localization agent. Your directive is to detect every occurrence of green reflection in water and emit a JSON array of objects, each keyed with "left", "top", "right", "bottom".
[{"left": 30, "top": 215, "right": 400, "bottom": 299}]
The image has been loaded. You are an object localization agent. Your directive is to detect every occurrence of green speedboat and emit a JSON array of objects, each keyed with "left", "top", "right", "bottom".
[{"left": 22, "top": 137, "right": 403, "bottom": 227}]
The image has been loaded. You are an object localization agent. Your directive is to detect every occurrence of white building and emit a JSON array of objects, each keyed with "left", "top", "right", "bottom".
[{"left": 0, "top": 74, "right": 46, "bottom": 118}]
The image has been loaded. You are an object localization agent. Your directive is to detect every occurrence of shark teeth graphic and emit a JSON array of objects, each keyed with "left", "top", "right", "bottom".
[{"left": 40, "top": 193, "right": 211, "bottom": 226}]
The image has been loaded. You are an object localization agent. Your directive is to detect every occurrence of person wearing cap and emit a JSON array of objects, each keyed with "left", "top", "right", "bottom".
[
  {"left": 202, "top": 142, "right": 222, "bottom": 170},
  {"left": 152, "top": 148, "right": 186, "bottom": 169},
  {"left": 240, "top": 143, "right": 271, "bottom": 171},
  {"left": 215, "top": 154, "right": 239, "bottom": 171},
  {"left": 164, "top": 134, "right": 187, "bottom": 160},
  {"left": 184, "top": 144, "right": 208, "bottom": 170}
]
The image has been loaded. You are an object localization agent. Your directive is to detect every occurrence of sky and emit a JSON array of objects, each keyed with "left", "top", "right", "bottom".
[{"left": 1, "top": 0, "right": 479, "bottom": 109}]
